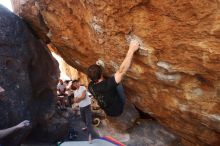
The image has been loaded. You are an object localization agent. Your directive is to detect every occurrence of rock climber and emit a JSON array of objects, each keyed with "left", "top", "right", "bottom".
[{"left": 87, "top": 40, "right": 140, "bottom": 117}]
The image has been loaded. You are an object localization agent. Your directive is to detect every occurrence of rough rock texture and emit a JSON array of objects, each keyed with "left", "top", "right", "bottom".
[
  {"left": 0, "top": 5, "right": 68, "bottom": 145},
  {"left": 12, "top": 0, "right": 220, "bottom": 145},
  {"left": 98, "top": 119, "right": 182, "bottom": 146},
  {"left": 107, "top": 103, "right": 139, "bottom": 131},
  {"left": 126, "top": 120, "right": 182, "bottom": 146},
  {"left": 27, "top": 114, "right": 69, "bottom": 143}
]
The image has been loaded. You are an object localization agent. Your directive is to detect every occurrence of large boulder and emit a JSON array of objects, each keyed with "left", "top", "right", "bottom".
[
  {"left": 12, "top": 0, "right": 220, "bottom": 145},
  {"left": 0, "top": 5, "right": 68, "bottom": 146}
]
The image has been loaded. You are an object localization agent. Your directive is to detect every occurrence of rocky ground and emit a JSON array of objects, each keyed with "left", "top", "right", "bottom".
[
  {"left": 21, "top": 109, "right": 98, "bottom": 146},
  {"left": 21, "top": 109, "right": 181, "bottom": 146}
]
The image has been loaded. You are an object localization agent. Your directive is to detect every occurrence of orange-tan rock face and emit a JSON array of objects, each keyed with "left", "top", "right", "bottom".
[{"left": 12, "top": 0, "right": 220, "bottom": 145}]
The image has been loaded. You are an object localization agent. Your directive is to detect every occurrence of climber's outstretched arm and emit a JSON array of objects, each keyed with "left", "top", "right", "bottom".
[{"left": 114, "top": 40, "right": 139, "bottom": 84}]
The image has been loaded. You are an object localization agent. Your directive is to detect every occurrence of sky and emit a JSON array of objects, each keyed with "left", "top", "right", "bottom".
[{"left": 0, "top": 0, "right": 13, "bottom": 11}]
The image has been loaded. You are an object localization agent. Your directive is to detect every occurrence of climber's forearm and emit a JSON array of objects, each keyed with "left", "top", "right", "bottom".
[
  {"left": 114, "top": 40, "right": 140, "bottom": 83},
  {"left": 114, "top": 46, "right": 137, "bottom": 84},
  {"left": 117, "top": 49, "right": 135, "bottom": 75}
]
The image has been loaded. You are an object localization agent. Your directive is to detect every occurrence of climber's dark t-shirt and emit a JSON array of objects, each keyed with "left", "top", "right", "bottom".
[{"left": 88, "top": 76, "right": 123, "bottom": 117}]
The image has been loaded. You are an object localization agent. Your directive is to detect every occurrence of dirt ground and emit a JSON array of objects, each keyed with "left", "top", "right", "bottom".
[{"left": 21, "top": 111, "right": 99, "bottom": 146}]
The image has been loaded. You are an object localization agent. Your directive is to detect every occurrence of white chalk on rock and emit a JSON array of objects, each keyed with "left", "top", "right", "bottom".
[
  {"left": 91, "top": 16, "right": 104, "bottom": 34},
  {"left": 75, "top": 60, "right": 81, "bottom": 65},
  {"left": 200, "top": 112, "right": 220, "bottom": 122},
  {"left": 179, "top": 104, "right": 189, "bottom": 112},
  {"left": 156, "top": 72, "right": 181, "bottom": 83},
  {"left": 157, "top": 61, "right": 171, "bottom": 71},
  {"left": 125, "top": 34, "right": 153, "bottom": 56},
  {"left": 110, "top": 60, "right": 119, "bottom": 71},
  {"left": 208, "top": 114, "right": 220, "bottom": 122},
  {"left": 191, "top": 88, "right": 203, "bottom": 97},
  {"left": 61, "top": 36, "right": 69, "bottom": 40}
]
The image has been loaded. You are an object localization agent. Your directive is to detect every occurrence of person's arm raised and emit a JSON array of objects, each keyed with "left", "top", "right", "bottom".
[{"left": 114, "top": 40, "right": 140, "bottom": 84}]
